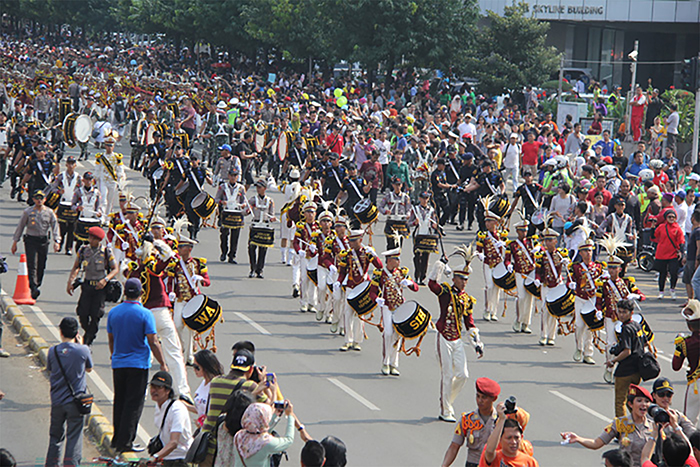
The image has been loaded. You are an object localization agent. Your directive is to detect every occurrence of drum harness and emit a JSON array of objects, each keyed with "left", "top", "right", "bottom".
[
  {"left": 36, "top": 160, "right": 51, "bottom": 186},
  {"left": 224, "top": 182, "right": 243, "bottom": 212},
  {"left": 81, "top": 187, "right": 99, "bottom": 219},
  {"left": 60, "top": 171, "right": 79, "bottom": 203}
]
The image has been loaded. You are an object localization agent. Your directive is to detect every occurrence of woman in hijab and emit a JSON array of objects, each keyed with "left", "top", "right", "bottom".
[{"left": 233, "top": 401, "right": 295, "bottom": 466}]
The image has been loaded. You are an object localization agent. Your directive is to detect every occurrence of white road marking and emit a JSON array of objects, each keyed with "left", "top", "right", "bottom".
[
  {"left": 550, "top": 390, "right": 611, "bottom": 423},
  {"left": 233, "top": 311, "right": 272, "bottom": 335},
  {"left": 328, "top": 378, "right": 380, "bottom": 411},
  {"left": 25, "top": 305, "right": 152, "bottom": 445}
]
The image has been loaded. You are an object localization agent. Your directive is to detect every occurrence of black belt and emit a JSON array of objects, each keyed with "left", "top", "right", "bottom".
[
  {"left": 24, "top": 235, "right": 49, "bottom": 242},
  {"left": 86, "top": 280, "right": 104, "bottom": 287}
]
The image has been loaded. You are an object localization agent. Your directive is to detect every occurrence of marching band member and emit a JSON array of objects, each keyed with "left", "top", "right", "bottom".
[
  {"left": 50, "top": 155, "right": 81, "bottom": 255},
  {"left": 335, "top": 229, "right": 382, "bottom": 351},
  {"left": 183, "top": 154, "right": 212, "bottom": 240},
  {"left": 71, "top": 172, "right": 103, "bottom": 250},
  {"left": 279, "top": 167, "right": 302, "bottom": 265},
  {"left": 674, "top": 300, "right": 700, "bottom": 426},
  {"left": 166, "top": 234, "right": 211, "bottom": 365},
  {"left": 117, "top": 203, "right": 144, "bottom": 262},
  {"left": 314, "top": 210, "right": 335, "bottom": 321},
  {"left": 534, "top": 227, "right": 569, "bottom": 347},
  {"left": 378, "top": 176, "right": 412, "bottom": 250},
  {"left": 505, "top": 215, "right": 538, "bottom": 334},
  {"left": 371, "top": 247, "right": 419, "bottom": 376},
  {"left": 569, "top": 238, "right": 604, "bottom": 365},
  {"left": 596, "top": 235, "right": 645, "bottom": 385},
  {"left": 428, "top": 245, "right": 483, "bottom": 423},
  {"left": 408, "top": 191, "right": 439, "bottom": 285},
  {"left": 293, "top": 202, "right": 320, "bottom": 314},
  {"left": 475, "top": 201, "right": 508, "bottom": 322},
  {"left": 95, "top": 135, "right": 126, "bottom": 215},
  {"left": 106, "top": 192, "right": 131, "bottom": 268},
  {"left": 246, "top": 179, "right": 276, "bottom": 278},
  {"left": 214, "top": 168, "right": 247, "bottom": 264},
  {"left": 324, "top": 216, "right": 350, "bottom": 335}
]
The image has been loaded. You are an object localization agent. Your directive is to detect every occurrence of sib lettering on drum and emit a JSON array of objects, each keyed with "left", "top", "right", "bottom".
[{"left": 409, "top": 310, "right": 427, "bottom": 330}]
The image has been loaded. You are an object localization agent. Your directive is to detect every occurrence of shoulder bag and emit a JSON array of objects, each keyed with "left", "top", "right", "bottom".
[
  {"left": 53, "top": 346, "right": 93, "bottom": 415},
  {"left": 637, "top": 325, "right": 661, "bottom": 382},
  {"left": 148, "top": 399, "right": 175, "bottom": 455},
  {"left": 665, "top": 223, "right": 684, "bottom": 261}
]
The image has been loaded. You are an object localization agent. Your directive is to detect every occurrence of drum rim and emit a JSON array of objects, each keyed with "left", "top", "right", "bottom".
[
  {"left": 392, "top": 300, "right": 420, "bottom": 322},
  {"left": 182, "top": 294, "right": 206, "bottom": 319},
  {"left": 74, "top": 114, "right": 92, "bottom": 142},
  {"left": 346, "top": 281, "right": 370, "bottom": 300}
]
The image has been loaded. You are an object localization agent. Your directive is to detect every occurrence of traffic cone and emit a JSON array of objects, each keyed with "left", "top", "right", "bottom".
[{"left": 13, "top": 254, "right": 35, "bottom": 305}]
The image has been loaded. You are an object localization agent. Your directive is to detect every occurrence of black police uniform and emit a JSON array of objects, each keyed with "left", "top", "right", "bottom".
[
  {"left": 342, "top": 175, "right": 368, "bottom": 229},
  {"left": 444, "top": 156, "right": 461, "bottom": 223},
  {"left": 322, "top": 164, "right": 346, "bottom": 202},
  {"left": 458, "top": 161, "right": 479, "bottom": 229},
  {"left": 185, "top": 163, "right": 207, "bottom": 239},
  {"left": 27, "top": 158, "right": 55, "bottom": 206},
  {"left": 236, "top": 139, "right": 255, "bottom": 187},
  {"left": 513, "top": 182, "right": 543, "bottom": 236},
  {"left": 145, "top": 142, "right": 167, "bottom": 200},
  {"left": 430, "top": 168, "right": 449, "bottom": 225},
  {"left": 474, "top": 171, "right": 504, "bottom": 231}
]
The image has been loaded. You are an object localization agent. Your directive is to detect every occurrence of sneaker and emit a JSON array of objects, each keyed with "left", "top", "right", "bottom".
[
  {"left": 351, "top": 343, "right": 361, "bottom": 351},
  {"left": 315, "top": 308, "right": 323, "bottom": 321},
  {"left": 658, "top": 291, "right": 664, "bottom": 300},
  {"left": 389, "top": 366, "right": 400, "bottom": 376},
  {"left": 381, "top": 364, "right": 390, "bottom": 375},
  {"left": 438, "top": 414, "right": 457, "bottom": 423},
  {"left": 546, "top": 339, "right": 555, "bottom": 346},
  {"left": 228, "top": 258, "right": 237, "bottom": 264},
  {"left": 521, "top": 324, "right": 532, "bottom": 334},
  {"left": 300, "top": 305, "right": 308, "bottom": 313},
  {"left": 330, "top": 323, "right": 338, "bottom": 334},
  {"left": 603, "top": 368, "right": 614, "bottom": 384},
  {"left": 483, "top": 313, "right": 491, "bottom": 322},
  {"left": 256, "top": 272, "right": 263, "bottom": 279},
  {"left": 538, "top": 338, "right": 547, "bottom": 346},
  {"left": 0, "top": 349, "right": 9, "bottom": 358},
  {"left": 671, "top": 289, "right": 677, "bottom": 301},
  {"left": 512, "top": 321, "right": 521, "bottom": 333},
  {"left": 65, "top": 249, "right": 72, "bottom": 256},
  {"left": 130, "top": 443, "right": 146, "bottom": 452},
  {"left": 339, "top": 328, "right": 345, "bottom": 336},
  {"left": 339, "top": 343, "right": 352, "bottom": 352},
  {"left": 490, "top": 313, "right": 498, "bottom": 322},
  {"left": 573, "top": 349, "right": 582, "bottom": 362},
  {"left": 456, "top": 224, "right": 464, "bottom": 231},
  {"left": 583, "top": 356, "right": 595, "bottom": 365}
]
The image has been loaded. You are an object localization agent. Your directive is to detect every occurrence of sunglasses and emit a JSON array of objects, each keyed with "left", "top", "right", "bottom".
[
  {"left": 656, "top": 390, "right": 673, "bottom": 398},
  {"left": 193, "top": 364, "right": 201, "bottom": 371}
]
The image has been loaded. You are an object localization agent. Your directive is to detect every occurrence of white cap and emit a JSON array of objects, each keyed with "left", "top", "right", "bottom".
[
  {"left": 683, "top": 299, "right": 700, "bottom": 321},
  {"left": 229, "top": 97, "right": 240, "bottom": 105},
  {"left": 216, "top": 101, "right": 227, "bottom": 109}
]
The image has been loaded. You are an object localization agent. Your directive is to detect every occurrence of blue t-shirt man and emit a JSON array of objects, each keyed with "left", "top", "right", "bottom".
[{"left": 107, "top": 299, "right": 157, "bottom": 369}]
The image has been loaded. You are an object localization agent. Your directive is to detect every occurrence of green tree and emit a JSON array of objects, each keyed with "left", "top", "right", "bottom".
[{"left": 473, "top": 1, "right": 560, "bottom": 95}]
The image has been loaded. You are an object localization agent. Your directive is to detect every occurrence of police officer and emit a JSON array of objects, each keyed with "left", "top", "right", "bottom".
[
  {"left": 444, "top": 146, "right": 461, "bottom": 225},
  {"left": 321, "top": 153, "right": 345, "bottom": 202},
  {"left": 456, "top": 153, "right": 478, "bottom": 231},
  {"left": 463, "top": 160, "right": 505, "bottom": 232},
  {"left": 430, "top": 158, "right": 450, "bottom": 225},
  {"left": 11, "top": 189, "right": 61, "bottom": 299},
  {"left": 66, "top": 226, "right": 118, "bottom": 346},
  {"left": 21, "top": 144, "right": 54, "bottom": 206}
]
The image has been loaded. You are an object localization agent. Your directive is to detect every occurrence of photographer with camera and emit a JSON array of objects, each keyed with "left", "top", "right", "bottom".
[
  {"left": 479, "top": 400, "right": 538, "bottom": 466},
  {"left": 561, "top": 384, "right": 655, "bottom": 467},
  {"left": 608, "top": 299, "right": 645, "bottom": 417},
  {"left": 640, "top": 400, "right": 698, "bottom": 467},
  {"left": 674, "top": 300, "right": 700, "bottom": 426},
  {"left": 66, "top": 226, "right": 118, "bottom": 346},
  {"left": 651, "top": 378, "right": 696, "bottom": 439}
]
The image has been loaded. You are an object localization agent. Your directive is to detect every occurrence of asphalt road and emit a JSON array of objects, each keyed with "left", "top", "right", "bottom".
[{"left": 0, "top": 140, "right": 693, "bottom": 466}]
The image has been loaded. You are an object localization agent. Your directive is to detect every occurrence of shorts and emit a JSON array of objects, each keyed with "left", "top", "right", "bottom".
[{"left": 683, "top": 264, "right": 696, "bottom": 285}]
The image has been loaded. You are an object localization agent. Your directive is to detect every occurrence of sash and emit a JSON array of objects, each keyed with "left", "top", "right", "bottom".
[
  {"left": 82, "top": 189, "right": 99, "bottom": 217},
  {"left": 515, "top": 239, "right": 534, "bottom": 268},
  {"left": 612, "top": 214, "right": 631, "bottom": 238},
  {"left": 97, "top": 153, "right": 118, "bottom": 182},
  {"left": 580, "top": 262, "right": 597, "bottom": 291},
  {"left": 414, "top": 205, "right": 433, "bottom": 235},
  {"left": 484, "top": 176, "right": 497, "bottom": 195},
  {"left": 124, "top": 220, "right": 139, "bottom": 241},
  {"left": 224, "top": 183, "right": 241, "bottom": 211},
  {"left": 37, "top": 162, "right": 51, "bottom": 185},
  {"left": 331, "top": 167, "right": 343, "bottom": 188},
  {"left": 447, "top": 159, "right": 459, "bottom": 180},
  {"left": 487, "top": 231, "right": 504, "bottom": 263},
  {"left": 179, "top": 257, "right": 198, "bottom": 293},
  {"left": 348, "top": 178, "right": 364, "bottom": 200},
  {"left": 253, "top": 195, "right": 270, "bottom": 223},
  {"left": 545, "top": 250, "right": 562, "bottom": 285},
  {"left": 523, "top": 184, "right": 538, "bottom": 208},
  {"left": 351, "top": 248, "right": 371, "bottom": 282},
  {"left": 61, "top": 171, "right": 79, "bottom": 204}
]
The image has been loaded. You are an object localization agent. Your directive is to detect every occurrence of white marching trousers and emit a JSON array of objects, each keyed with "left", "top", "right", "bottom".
[
  {"left": 684, "top": 382, "right": 700, "bottom": 427},
  {"left": 436, "top": 334, "right": 468, "bottom": 419},
  {"left": 574, "top": 297, "right": 595, "bottom": 358},
  {"left": 604, "top": 317, "right": 617, "bottom": 362},
  {"left": 540, "top": 286, "right": 557, "bottom": 341},
  {"left": 151, "top": 307, "right": 191, "bottom": 396},
  {"left": 332, "top": 288, "right": 346, "bottom": 332},
  {"left": 515, "top": 274, "right": 535, "bottom": 327},
  {"left": 344, "top": 297, "right": 364, "bottom": 345},
  {"left": 172, "top": 301, "right": 194, "bottom": 363},
  {"left": 300, "top": 257, "right": 318, "bottom": 309},
  {"left": 483, "top": 264, "right": 503, "bottom": 317},
  {"left": 317, "top": 267, "right": 332, "bottom": 319},
  {"left": 381, "top": 305, "right": 400, "bottom": 368},
  {"left": 291, "top": 251, "right": 301, "bottom": 287}
]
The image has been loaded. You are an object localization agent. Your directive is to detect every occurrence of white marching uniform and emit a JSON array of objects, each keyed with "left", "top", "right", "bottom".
[{"left": 95, "top": 151, "right": 126, "bottom": 215}]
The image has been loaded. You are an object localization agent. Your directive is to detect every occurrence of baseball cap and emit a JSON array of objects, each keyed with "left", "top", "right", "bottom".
[
  {"left": 676, "top": 190, "right": 687, "bottom": 199},
  {"left": 150, "top": 371, "right": 173, "bottom": 390},
  {"left": 66, "top": 155, "right": 76, "bottom": 163},
  {"left": 219, "top": 144, "right": 232, "bottom": 152},
  {"left": 124, "top": 278, "right": 143, "bottom": 296},
  {"left": 231, "top": 349, "right": 255, "bottom": 371}
]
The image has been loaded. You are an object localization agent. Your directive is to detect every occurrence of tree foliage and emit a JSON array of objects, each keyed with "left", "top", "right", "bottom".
[{"left": 473, "top": 1, "right": 560, "bottom": 95}]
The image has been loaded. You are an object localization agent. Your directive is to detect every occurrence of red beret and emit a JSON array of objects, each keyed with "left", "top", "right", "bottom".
[
  {"left": 87, "top": 226, "right": 105, "bottom": 240},
  {"left": 475, "top": 377, "right": 500, "bottom": 398},
  {"left": 628, "top": 384, "right": 652, "bottom": 402}
]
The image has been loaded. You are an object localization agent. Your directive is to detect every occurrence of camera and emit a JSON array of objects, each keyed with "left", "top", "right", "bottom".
[
  {"left": 72, "top": 278, "right": 83, "bottom": 290},
  {"left": 609, "top": 344, "right": 621, "bottom": 356},
  {"left": 504, "top": 396, "right": 517, "bottom": 415},
  {"left": 648, "top": 404, "right": 670, "bottom": 424},
  {"left": 274, "top": 400, "right": 287, "bottom": 410}
]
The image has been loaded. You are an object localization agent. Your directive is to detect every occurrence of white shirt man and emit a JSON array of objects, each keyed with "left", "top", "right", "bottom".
[{"left": 501, "top": 135, "right": 521, "bottom": 190}]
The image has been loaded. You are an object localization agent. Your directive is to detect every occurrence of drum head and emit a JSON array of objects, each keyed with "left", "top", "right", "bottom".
[
  {"left": 532, "top": 208, "right": 547, "bottom": 225},
  {"left": 153, "top": 168, "right": 164, "bottom": 179},
  {"left": 353, "top": 198, "right": 371, "bottom": 214},
  {"left": 580, "top": 298, "right": 597, "bottom": 315},
  {"left": 492, "top": 262, "right": 508, "bottom": 279},
  {"left": 277, "top": 132, "right": 287, "bottom": 160},
  {"left": 192, "top": 192, "right": 208, "bottom": 207},
  {"left": 182, "top": 295, "right": 205, "bottom": 319},
  {"left": 255, "top": 133, "right": 265, "bottom": 152},
  {"left": 545, "top": 283, "right": 568, "bottom": 303},
  {"left": 74, "top": 115, "right": 92, "bottom": 143},
  {"left": 145, "top": 124, "right": 157, "bottom": 145},
  {"left": 393, "top": 301, "right": 418, "bottom": 323},
  {"left": 347, "top": 281, "right": 370, "bottom": 300}
]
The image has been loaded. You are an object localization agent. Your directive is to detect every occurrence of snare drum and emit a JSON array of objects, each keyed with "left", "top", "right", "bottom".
[
  {"left": 182, "top": 294, "right": 222, "bottom": 333},
  {"left": 581, "top": 309, "right": 605, "bottom": 331},
  {"left": 191, "top": 192, "right": 216, "bottom": 219},
  {"left": 489, "top": 194, "right": 510, "bottom": 219},
  {"left": 57, "top": 203, "right": 78, "bottom": 223},
  {"left": 532, "top": 208, "right": 547, "bottom": 231},
  {"left": 385, "top": 216, "right": 409, "bottom": 238},
  {"left": 615, "top": 313, "right": 654, "bottom": 342},
  {"left": 346, "top": 281, "right": 377, "bottom": 316},
  {"left": 44, "top": 191, "right": 61, "bottom": 210},
  {"left": 221, "top": 210, "right": 244, "bottom": 229},
  {"left": 353, "top": 198, "right": 378, "bottom": 225},
  {"left": 524, "top": 273, "right": 541, "bottom": 298},
  {"left": 75, "top": 218, "right": 100, "bottom": 242},
  {"left": 491, "top": 262, "right": 516, "bottom": 291},
  {"left": 250, "top": 223, "right": 275, "bottom": 248},
  {"left": 392, "top": 300, "right": 431, "bottom": 339},
  {"left": 413, "top": 234, "right": 438, "bottom": 254},
  {"left": 175, "top": 183, "right": 189, "bottom": 206},
  {"left": 545, "top": 283, "right": 575, "bottom": 317}
]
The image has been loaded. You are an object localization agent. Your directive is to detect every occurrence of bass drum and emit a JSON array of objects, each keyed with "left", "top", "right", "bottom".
[
  {"left": 250, "top": 223, "right": 275, "bottom": 248},
  {"left": 392, "top": 300, "right": 431, "bottom": 340},
  {"left": 491, "top": 262, "right": 516, "bottom": 291},
  {"left": 62, "top": 113, "right": 78, "bottom": 147},
  {"left": 353, "top": 198, "right": 378, "bottom": 225},
  {"left": 545, "top": 283, "right": 575, "bottom": 317},
  {"left": 182, "top": 294, "right": 222, "bottom": 333},
  {"left": 277, "top": 131, "right": 288, "bottom": 161},
  {"left": 44, "top": 191, "right": 61, "bottom": 210},
  {"left": 75, "top": 218, "right": 101, "bottom": 242},
  {"left": 346, "top": 281, "right": 376, "bottom": 316},
  {"left": 255, "top": 131, "right": 266, "bottom": 153},
  {"left": 221, "top": 210, "right": 244, "bottom": 229},
  {"left": 74, "top": 115, "right": 92, "bottom": 144},
  {"left": 413, "top": 234, "right": 438, "bottom": 254},
  {"left": 191, "top": 192, "right": 216, "bottom": 219}
]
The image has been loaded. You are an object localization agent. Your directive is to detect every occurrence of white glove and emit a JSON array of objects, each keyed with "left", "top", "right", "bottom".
[
  {"left": 534, "top": 279, "right": 541, "bottom": 287},
  {"left": 444, "top": 264, "right": 453, "bottom": 277},
  {"left": 562, "top": 258, "right": 571, "bottom": 266},
  {"left": 495, "top": 240, "right": 506, "bottom": 249},
  {"left": 298, "top": 249, "right": 306, "bottom": 258},
  {"left": 122, "top": 241, "right": 129, "bottom": 251},
  {"left": 192, "top": 274, "right": 204, "bottom": 283},
  {"left": 568, "top": 282, "right": 577, "bottom": 290},
  {"left": 595, "top": 310, "right": 604, "bottom": 321},
  {"left": 308, "top": 244, "right": 317, "bottom": 254},
  {"left": 476, "top": 252, "right": 485, "bottom": 262},
  {"left": 601, "top": 271, "right": 611, "bottom": 279},
  {"left": 329, "top": 265, "right": 338, "bottom": 275},
  {"left": 507, "top": 264, "right": 513, "bottom": 273},
  {"left": 376, "top": 298, "right": 385, "bottom": 307},
  {"left": 135, "top": 247, "right": 143, "bottom": 257},
  {"left": 168, "top": 292, "right": 176, "bottom": 302},
  {"left": 627, "top": 293, "right": 641, "bottom": 301},
  {"left": 400, "top": 279, "right": 410, "bottom": 287},
  {"left": 364, "top": 245, "right": 375, "bottom": 256},
  {"left": 333, "top": 281, "right": 341, "bottom": 291}
]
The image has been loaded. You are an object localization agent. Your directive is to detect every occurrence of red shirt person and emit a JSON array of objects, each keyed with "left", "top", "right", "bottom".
[{"left": 586, "top": 175, "right": 612, "bottom": 206}]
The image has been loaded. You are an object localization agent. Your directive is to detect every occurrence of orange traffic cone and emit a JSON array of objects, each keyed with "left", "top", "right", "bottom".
[{"left": 13, "top": 254, "right": 35, "bottom": 305}]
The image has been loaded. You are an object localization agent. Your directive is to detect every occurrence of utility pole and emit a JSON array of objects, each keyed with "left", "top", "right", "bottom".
[
  {"left": 693, "top": 54, "right": 700, "bottom": 165},
  {"left": 557, "top": 55, "right": 564, "bottom": 122},
  {"left": 626, "top": 40, "right": 639, "bottom": 140}
]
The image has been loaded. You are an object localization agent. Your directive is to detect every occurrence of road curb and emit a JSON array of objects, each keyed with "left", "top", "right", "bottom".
[{"left": 0, "top": 294, "right": 117, "bottom": 457}]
